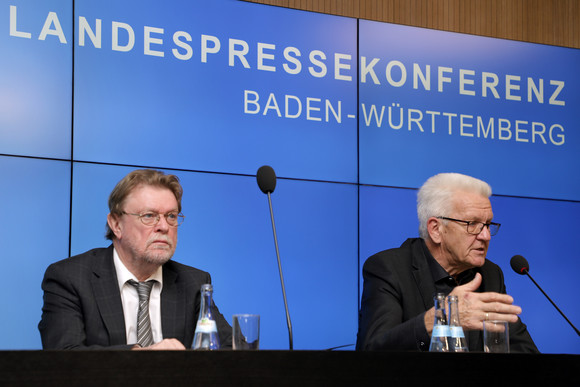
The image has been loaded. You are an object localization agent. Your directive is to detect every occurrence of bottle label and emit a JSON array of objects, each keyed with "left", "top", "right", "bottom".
[
  {"left": 450, "top": 326, "right": 465, "bottom": 338},
  {"left": 432, "top": 325, "right": 451, "bottom": 337},
  {"left": 195, "top": 318, "right": 217, "bottom": 333}
]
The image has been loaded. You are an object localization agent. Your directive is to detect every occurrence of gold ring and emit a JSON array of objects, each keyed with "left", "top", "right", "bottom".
[{"left": 485, "top": 312, "right": 489, "bottom": 321}]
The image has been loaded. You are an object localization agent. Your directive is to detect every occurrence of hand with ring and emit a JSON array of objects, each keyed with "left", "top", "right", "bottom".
[{"left": 446, "top": 273, "right": 522, "bottom": 331}]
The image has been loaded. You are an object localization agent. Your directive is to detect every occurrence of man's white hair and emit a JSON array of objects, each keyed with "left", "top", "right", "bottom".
[{"left": 417, "top": 173, "right": 492, "bottom": 239}]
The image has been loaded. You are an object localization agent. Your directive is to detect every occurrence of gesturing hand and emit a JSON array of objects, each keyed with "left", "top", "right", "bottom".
[{"left": 449, "top": 273, "right": 521, "bottom": 331}]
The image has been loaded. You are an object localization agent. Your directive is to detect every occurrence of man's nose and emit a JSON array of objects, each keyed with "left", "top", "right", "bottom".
[
  {"left": 155, "top": 215, "right": 170, "bottom": 232},
  {"left": 477, "top": 224, "right": 491, "bottom": 241}
]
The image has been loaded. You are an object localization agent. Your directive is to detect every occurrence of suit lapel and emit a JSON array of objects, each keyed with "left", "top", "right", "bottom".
[
  {"left": 410, "top": 239, "right": 437, "bottom": 310},
  {"left": 161, "top": 263, "right": 187, "bottom": 343},
  {"left": 90, "top": 246, "right": 127, "bottom": 345}
]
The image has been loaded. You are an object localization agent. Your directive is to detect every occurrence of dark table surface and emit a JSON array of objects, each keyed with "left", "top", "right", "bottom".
[{"left": 0, "top": 350, "right": 577, "bottom": 386}]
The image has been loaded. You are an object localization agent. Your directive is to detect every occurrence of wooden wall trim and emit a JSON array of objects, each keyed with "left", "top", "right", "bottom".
[{"left": 244, "top": 0, "right": 580, "bottom": 49}]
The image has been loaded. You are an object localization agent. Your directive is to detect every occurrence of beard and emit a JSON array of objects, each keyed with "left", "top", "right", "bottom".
[
  {"left": 141, "top": 247, "right": 173, "bottom": 265},
  {"left": 127, "top": 234, "right": 176, "bottom": 266}
]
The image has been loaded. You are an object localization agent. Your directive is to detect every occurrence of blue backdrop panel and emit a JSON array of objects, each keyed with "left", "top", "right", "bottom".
[
  {"left": 359, "top": 20, "right": 580, "bottom": 201},
  {"left": 70, "top": 163, "right": 358, "bottom": 350},
  {"left": 0, "top": 156, "right": 70, "bottom": 349},
  {"left": 73, "top": 0, "right": 357, "bottom": 183},
  {"left": 0, "top": 0, "right": 72, "bottom": 159},
  {"left": 359, "top": 185, "right": 420, "bottom": 263},
  {"left": 360, "top": 184, "right": 580, "bottom": 354}
]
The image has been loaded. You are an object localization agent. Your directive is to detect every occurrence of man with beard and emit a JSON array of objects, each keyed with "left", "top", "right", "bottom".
[
  {"left": 356, "top": 173, "right": 538, "bottom": 352},
  {"left": 39, "top": 169, "right": 232, "bottom": 350}
]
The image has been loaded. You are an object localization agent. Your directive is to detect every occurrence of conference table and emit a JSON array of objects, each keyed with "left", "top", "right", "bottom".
[{"left": 0, "top": 350, "right": 576, "bottom": 385}]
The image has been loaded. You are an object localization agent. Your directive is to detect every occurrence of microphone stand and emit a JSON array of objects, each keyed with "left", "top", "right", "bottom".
[
  {"left": 524, "top": 270, "right": 580, "bottom": 336},
  {"left": 267, "top": 191, "right": 294, "bottom": 349}
]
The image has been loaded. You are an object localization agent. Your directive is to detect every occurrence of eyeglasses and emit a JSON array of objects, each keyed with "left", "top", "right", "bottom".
[
  {"left": 437, "top": 216, "right": 501, "bottom": 236},
  {"left": 122, "top": 211, "right": 185, "bottom": 227}
]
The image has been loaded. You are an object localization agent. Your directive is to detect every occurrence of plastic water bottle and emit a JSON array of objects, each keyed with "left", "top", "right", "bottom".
[{"left": 192, "top": 284, "right": 220, "bottom": 350}]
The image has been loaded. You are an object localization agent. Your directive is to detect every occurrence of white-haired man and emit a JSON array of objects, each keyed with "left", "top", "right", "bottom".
[{"left": 356, "top": 173, "right": 538, "bottom": 352}]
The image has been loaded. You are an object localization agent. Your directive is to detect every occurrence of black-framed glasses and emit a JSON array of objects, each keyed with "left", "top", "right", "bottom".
[
  {"left": 437, "top": 216, "right": 501, "bottom": 236},
  {"left": 122, "top": 211, "right": 185, "bottom": 227}
]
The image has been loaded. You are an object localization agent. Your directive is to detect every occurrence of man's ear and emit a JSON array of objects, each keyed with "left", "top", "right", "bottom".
[
  {"left": 427, "top": 217, "right": 443, "bottom": 244},
  {"left": 107, "top": 213, "right": 123, "bottom": 240}
]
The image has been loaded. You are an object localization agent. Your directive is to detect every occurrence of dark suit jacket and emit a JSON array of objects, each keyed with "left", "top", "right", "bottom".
[
  {"left": 356, "top": 238, "right": 538, "bottom": 352},
  {"left": 38, "top": 245, "right": 232, "bottom": 350}
]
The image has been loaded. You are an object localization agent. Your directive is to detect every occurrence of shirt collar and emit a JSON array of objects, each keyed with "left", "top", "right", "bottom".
[
  {"left": 420, "top": 239, "right": 450, "bottom": 282},
  {"left": 420, "top": 238, "right": 477, "bottom": 287}
]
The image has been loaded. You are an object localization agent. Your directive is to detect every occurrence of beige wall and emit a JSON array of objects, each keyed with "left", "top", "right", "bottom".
[{"left": 246, "top": 0, "right": 580, "bottom": 49}]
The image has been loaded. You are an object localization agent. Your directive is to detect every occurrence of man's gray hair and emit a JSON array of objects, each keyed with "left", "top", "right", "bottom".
[{"left": 417, "top": 173, "right": 492, "bottom": 239}]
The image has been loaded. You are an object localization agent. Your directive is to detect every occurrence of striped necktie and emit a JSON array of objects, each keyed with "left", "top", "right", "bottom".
[{"left": 128, "top": 279, "right": 155, "bottom": 347}]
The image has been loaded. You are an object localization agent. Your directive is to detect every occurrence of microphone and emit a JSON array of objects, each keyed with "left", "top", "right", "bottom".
[
  {"left": 256, "top": 165, "right": 293, "bottom": 350},
  {"left": 510, "top": 255, "right": 579, "bottom": 336},
  {"left": 510, "top": 254, "right": 530, "bottom": 274},
  {"left": 257, "top": 165, "right": 276, "bottom": 194}
]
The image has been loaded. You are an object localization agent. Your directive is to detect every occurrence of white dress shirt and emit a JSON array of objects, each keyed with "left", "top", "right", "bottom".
[{"left": 113, "top": 248, "right": 163, "bottom": 345}]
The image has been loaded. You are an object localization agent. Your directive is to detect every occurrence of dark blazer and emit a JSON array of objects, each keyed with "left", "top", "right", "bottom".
[
  {"left": 356, "top": 238, "right": 538, "bottom": 352},
  {"left": 38, "top": 245, "right": 232, "bottom": 350}
]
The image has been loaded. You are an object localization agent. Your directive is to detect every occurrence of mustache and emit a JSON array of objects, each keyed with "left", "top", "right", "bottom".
[{"left": 147, "top": 235, "right": 172, "bottom": 247}]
